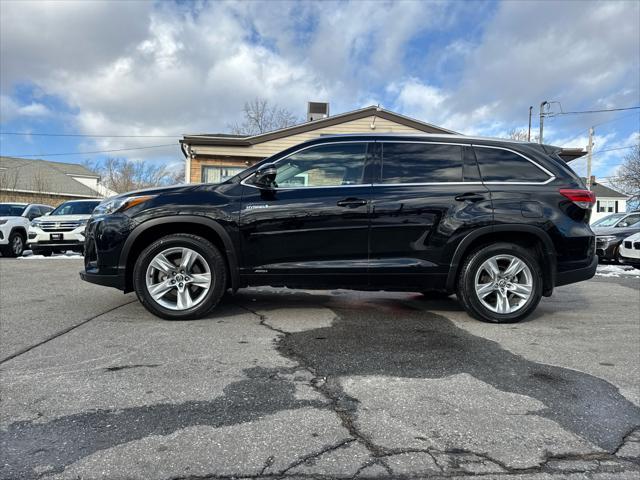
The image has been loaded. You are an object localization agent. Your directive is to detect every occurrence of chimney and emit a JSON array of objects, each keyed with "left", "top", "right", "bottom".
[
  {"left": 590, "top": 175, "right": 596, "bottom": 186},
  {"left": 307, "top": 102, "right": 329, "bottom": 122}
]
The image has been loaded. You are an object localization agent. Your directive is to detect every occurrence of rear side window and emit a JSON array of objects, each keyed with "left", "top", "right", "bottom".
[
  {"left": 474, "top": 147, "right": 550, "bottom": 183},
  {"left": 381, "top": 143, "right": 463, "bottom": 183}
]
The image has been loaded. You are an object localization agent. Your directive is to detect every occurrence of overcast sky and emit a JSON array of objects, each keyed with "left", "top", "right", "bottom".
[{"left": 1, "top": 0, "right": 638, "bottom": 180}]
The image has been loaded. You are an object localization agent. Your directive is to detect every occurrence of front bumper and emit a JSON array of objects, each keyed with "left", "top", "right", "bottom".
[
  {"left": 80, "top": 214, "right": 132, "bottom": 291},
  {"left": 0, "top": 224, "right": 11, "bottom": 245},
  {"left": 29, "top": 225, "right": 86, "bottom": 250},
  {"left": 619, "top": 239, "right": 640, "bottom": 265},
  {"left": 595, "top": 237, "right": 622, "bottom": 260},
  {"left": 79, "top": 270, "right": 126, "bottom": 289}
]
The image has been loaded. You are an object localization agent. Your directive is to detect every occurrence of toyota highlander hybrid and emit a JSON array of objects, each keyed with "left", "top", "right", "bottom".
[{"left": 80, "top": 134, "right": 597, "bottom": 323}]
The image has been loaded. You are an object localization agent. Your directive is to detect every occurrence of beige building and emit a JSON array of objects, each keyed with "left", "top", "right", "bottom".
[{"left": 180, "top": 105, "right": 455, "bottom": 183}]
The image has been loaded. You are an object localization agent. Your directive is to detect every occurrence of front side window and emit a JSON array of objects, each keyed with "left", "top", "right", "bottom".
[
  {"left": 50, "top": 201, "right": 100, "bottom": 216},
  {"left": 474, "top": 147, "right": 550, "bottom": 183},
  {"left": 381, "top": 143, "right": 463, "bottom": 184},
  {"left": 0, "top": 204, "right": 27, "bottom": 216},
  {"left": 273, "top": 143, "right": 367, "bottom": 188},
  {"left": 202, "top": 166, "right": 245, "bottom": 183},
  {"left": 620, "top": 214, "right": 640, "bottom": 227}
]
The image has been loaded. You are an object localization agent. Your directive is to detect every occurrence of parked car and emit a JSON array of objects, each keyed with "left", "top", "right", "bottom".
[
  {"left": 618, "top": 231, "right": 640, "bottom": 268},
  {"left": 591, "top": 213, "right": 625, "bottom": 227},
  {"left": 81, "top": 134, "right": 597, "bottom": 323},
  {"left": 0, "top": 203, "right": 53, "bottom": 257},
  {"left": 592, "top": 211, "right": 640, "bottom": 262},
  {"left": 29, "top": 199, "right": 101, "bottom": 256}
]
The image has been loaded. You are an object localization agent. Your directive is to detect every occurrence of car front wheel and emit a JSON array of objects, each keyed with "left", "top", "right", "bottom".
[
  {"left": 133, "top": 234, "right": 227, "bottom": 320},
  {"left": 457, "top": 242, "right": 542, "bottom": 323},
  {"left": 3, "top": 231, "right": 26, "bottom": 257}
]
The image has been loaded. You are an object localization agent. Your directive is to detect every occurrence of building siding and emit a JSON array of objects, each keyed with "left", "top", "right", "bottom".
[{"left": 188, "top": 116, "right": 429, "bottom": 182}]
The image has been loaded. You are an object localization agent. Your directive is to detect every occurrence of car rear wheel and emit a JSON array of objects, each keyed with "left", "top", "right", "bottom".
[
  {"left": 457, "top": 242, "right": 542, "bottom": 323},
  {"left": 133, "top": 234, "right": 227, "bottom": 320}
]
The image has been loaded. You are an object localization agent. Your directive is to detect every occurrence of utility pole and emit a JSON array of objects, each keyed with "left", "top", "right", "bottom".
[
  {"left": 528, "top": 106, "right": 533, "bottom": 141},
  {"left": 539, "top": 101, "right": 548, "bottom": 144},
  {"left": 586, "top": 127, "right": 594, "bottom": 190}
]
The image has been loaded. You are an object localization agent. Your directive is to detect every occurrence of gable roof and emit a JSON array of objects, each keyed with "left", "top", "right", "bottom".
[
  {"left": 0, "top": 157, "right": 102, "bottom": 197},
  {"left": 181, "top": 105, "right": 457, "bottom": 149},
  {"left": 591, "top": 182, "right": 629, "bottom": 199}
]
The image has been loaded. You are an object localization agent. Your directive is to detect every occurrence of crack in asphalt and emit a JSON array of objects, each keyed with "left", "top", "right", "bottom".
[
  {"left": 0, "top": 365, "right": 327, "bottom": 479},
  {"left": 0, "top": 299, "right": 138, "bottom": 365},
  {"left": 238, "top": 292, "right": 640, "bottom": 477},
  {"left": 2, "top": 292, "right": 638, "bottom": 479}
]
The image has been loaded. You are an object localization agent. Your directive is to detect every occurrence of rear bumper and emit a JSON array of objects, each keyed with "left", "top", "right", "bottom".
[
  {"left": 79, "top": 270, "right": 125, "bottom": 290},
  {"left": 555, "top": 255, "right": 598, "bottom": 287}
]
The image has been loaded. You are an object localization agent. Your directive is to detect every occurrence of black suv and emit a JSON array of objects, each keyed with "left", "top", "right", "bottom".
[{"left": 81, "top": 134, "right": 597, "bottom": 323}]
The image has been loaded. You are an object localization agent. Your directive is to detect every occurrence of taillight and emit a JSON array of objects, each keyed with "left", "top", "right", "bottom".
[{"left": 559, "top": 189, "right": 596, "bottom": 209}]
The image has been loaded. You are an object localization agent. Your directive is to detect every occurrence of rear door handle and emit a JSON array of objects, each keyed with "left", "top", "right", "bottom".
[
  {"left": 455, "top": 192, "right": 485, "bottom": 202},
  {"left": 337, "top": 198, "right": 367, "bottom": 208}
]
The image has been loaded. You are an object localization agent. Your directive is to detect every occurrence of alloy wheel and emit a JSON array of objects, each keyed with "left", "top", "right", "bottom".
[
  {"left": 145, "top": 247, "right": 212, "bottom": 311},
  {"left": 12, "top": 235, "right": 23, "bottom": 255},
  {"left": 473, "top": 254, "right": 533, "bottom": 314}
]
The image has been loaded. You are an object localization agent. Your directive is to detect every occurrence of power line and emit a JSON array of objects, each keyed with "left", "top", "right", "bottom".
[
  {"left": 0, "top": 131, "right": 182, "bottom": 138},
  {"left": 592, "top": 145, "right": 637, "bottom": 154},
  {"left": 2, "top": 143, "right": 178, "bottom": 157},
  {"left": 546, "top": 105, "right": 639, "bottom": 117}
]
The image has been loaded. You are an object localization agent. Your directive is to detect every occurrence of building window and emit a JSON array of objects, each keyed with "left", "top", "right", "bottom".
[
  {"left": 201, "top": 166, "right": 245, "bottom": 183},
  {"left": 597, "top": 199, "right": 617, "bottom": 213}
]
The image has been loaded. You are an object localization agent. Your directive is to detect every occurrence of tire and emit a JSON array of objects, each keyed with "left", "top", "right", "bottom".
[
  {"left": 457, "top": 242, "right": 543, "bottom": 323},
  {"left": 4, "top": 231, "right": 26, "bottom": 257},
  {"left": 133, "top": 234, "right": 227, "bottom": 320}
]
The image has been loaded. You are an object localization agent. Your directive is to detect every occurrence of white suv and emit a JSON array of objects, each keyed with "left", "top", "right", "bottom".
[
  {"left": 0, "top": 203, "right": 53, "bottom": 257},
  {"left": 29, "top": 199, "right": 101, "bottom": 256}
]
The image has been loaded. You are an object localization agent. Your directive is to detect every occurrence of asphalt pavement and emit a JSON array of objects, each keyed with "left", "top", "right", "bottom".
[{"left": 0, "top": 258, "right": 638, "bottom": 479}]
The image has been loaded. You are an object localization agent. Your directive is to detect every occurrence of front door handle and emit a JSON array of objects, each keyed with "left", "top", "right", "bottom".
[
  {"left": 455, "top": 192, "right": 485, "bottom": 202},
  {"left": 337, "top": 198, "right": 367, "bottom": 208}
]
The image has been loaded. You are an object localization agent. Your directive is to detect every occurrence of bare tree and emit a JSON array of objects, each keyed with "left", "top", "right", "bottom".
[
  {"left": 84, "top": 158, "right": 181, "bottom": 194},
  {"left": 611, "top": 143, "right": 640, "bottom": 207},
  {"left": 30, "top": 168, "right": 51, "bottom": 204},
  {"left": 0, "top": 168, "right": 19, "bottom": 202},
  {"left": 229, "top": 98, "right": 301, "bottom": 135},
  {"left": 507, "top": 128, "right": 538, "bottom": 142}
]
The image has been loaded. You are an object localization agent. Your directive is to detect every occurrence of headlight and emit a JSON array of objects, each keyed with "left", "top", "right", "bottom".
[
  {"left": 597, "top": 235, "right": 617, "bottom": 243},
  {"left": 93, "top": 195, "right": 156, "bottom": 215}
]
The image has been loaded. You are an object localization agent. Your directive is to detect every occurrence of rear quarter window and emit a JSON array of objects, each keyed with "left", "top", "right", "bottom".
[
  {"left": 474, "top": 147, "right": 550, "bottom": 183},
  {"left": 381, "top": 143, "right": 463, "bottom": 183}
]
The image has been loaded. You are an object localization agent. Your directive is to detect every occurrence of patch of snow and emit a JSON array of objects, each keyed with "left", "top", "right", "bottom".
[
  {"left": 18, "top": 250, "right": 82, "bottom": 260},
  {"left": 596, "top": 264, "right": 640, "bottom": 278}
]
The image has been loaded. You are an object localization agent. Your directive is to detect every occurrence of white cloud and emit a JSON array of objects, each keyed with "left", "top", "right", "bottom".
[
  {"left": 0, "top": 95, "right": 51, "bottom": 122},
  {"left": 0, "top": 0, "right": 637, "bottom": 168}
]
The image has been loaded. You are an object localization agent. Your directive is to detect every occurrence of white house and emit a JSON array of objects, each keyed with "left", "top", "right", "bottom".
[{"left": 590, "top": 178, "right": 629, "bottom": 223}]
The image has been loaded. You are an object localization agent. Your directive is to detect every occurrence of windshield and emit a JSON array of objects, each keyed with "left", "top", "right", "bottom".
[
  {"left": 50, "top": 200, "right": 100, "bottom": 216},
  {"left": 592, "top": 214, "right": 625, "bottom": 227},
  {"left": 0, "top": 204, "right": 27, "bottom": 216}
]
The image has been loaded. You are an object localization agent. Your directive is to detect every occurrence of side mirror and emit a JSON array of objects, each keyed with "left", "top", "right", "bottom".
[
  {"left": 44, "top": 211, "right": 51, "bottom": 216},
  {"left": 252, "top": 164, "right": 278, "bottom": 189},
  {"left": 618, "top": 222, "right": 629, "bottom": 228}
]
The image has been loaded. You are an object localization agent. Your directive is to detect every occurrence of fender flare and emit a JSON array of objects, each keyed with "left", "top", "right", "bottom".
[
  {"left": 9, "top": 226, "right": 27, "bottom": 239},
  {"left": 119, "top": 215, "right": 240, "bottom": 291},
  {"left": 445, "top": 224, "right": 556, "bottom": 292}
]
